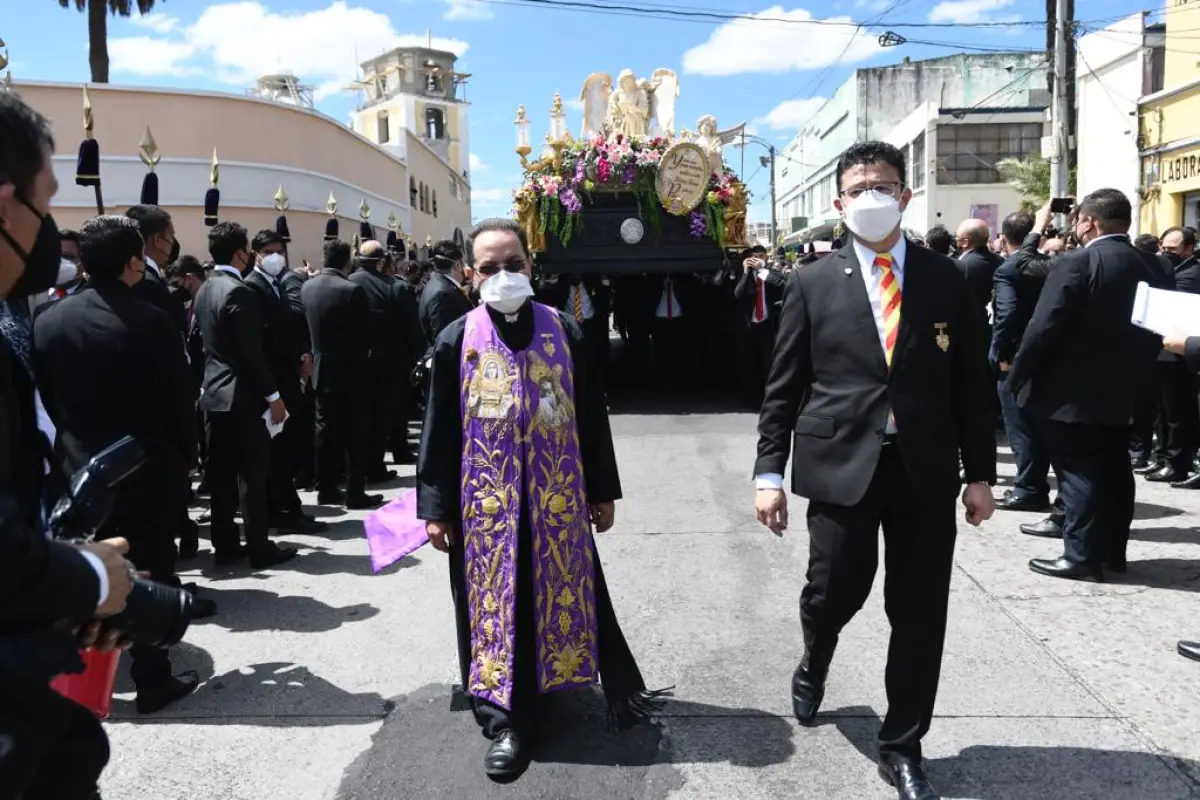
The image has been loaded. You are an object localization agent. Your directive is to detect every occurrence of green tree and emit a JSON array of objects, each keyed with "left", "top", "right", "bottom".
[
  {"left": 997, "top": 154, "right": 1077, "bottom": 212},
  {"left": 58, "top": 0, "right": 160, "bottom": 84}
]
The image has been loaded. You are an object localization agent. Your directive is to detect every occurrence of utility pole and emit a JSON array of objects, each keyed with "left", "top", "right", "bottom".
[
  {"left": 1049, "top": 0, "right": 1071, "bottom": 201},
  {"left": 769, "top": 145, "right": 778, "bottom": 247}
]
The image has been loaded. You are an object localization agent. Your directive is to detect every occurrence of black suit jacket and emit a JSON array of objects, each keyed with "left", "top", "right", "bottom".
[
  {"left": 32, "top": 282, "right": 196, "bottom": 516},
  {"left": 348, "top": 266, "right": 415, "bottom": 375},
  {"left": 959, "top": 247, "right": 1003, "bottom": 322},
  {"left": 194, "top": 269, "right": 278, "bottom": 415},
  {"left": 418, "top": 272, "right": 473, "bottom": 357},
  {"left": 1008, "top": 235, "right": 1169, "bottom": 426},
  {"left": 733, "top": 266, "right": 787, "bottom": 324},
  {"left": 245, "top": 270, "right": 305, "bottom": 407},
  {"left": 0, "top": 335, "right": 100, "bottom": 635},
  {"left": 278, "top": 269, "right": 312, "bottom": 355},
  {"left": 301, "top": 268, "right": 371, "bottom": 394},
  {"left": 1173, "top": 255, "right": 1200, "bottom": 294},
  {"left": 755, "top": 243, "right": 996, "bottom": 507},
  {"left": 393, "top": 277, "right": 425, "bottom": 365},
  {"left": 133, "top": 262, "right": 187, "bottom": 335}
]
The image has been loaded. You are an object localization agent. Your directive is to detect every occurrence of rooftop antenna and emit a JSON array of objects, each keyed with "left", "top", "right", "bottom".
[{"left": 426, "top": 28, "right": 432, "bottom": 49}]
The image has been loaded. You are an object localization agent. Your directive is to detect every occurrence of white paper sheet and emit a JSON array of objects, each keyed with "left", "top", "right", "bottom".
[
  {"left": 1131, "top": 281, "right": 1200, "bottom": 337},
  {"left": 263, "top": 407, "right": 289, "bottom": 438}
]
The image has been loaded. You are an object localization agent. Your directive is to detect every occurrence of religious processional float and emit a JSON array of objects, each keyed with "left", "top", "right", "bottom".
[{"left": 510, "top": 68, "right": 750, "bottom": 274}]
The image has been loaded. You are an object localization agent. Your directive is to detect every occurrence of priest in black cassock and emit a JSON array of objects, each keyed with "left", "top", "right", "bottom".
[{"left": 416, "top": 218, "right": 661, "bottom": 780}]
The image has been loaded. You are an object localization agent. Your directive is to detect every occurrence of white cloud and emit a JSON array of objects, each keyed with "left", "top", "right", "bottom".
[
  {"left": 682, "top": 5, "right": 883, "bottom": 76},
  {"left": 110, "top": 1, "right": 470, "bottom": 92},
  {"left": 472, "top": 188, "right": 510, "bottom": 204},
  {"left": 443, "top": 0, "right": 493, "bottom": 21},
  {"left": 128, "top": 13, "right": 180, "bottom": 33},
  {"left": 756, "top": 97, "right": 826, "bottom": 131},
  {"left": 469, "top": 152, "right": 488, "bottom": 173},
  {"left": 565, "top": 97, "right": 585, "bottom": 112},
  {"left": 927, "top": 0, "right": 1018, "bottom": 24},
  {"left": 854, "top": 0, "right": 891, "bottom": 10}
]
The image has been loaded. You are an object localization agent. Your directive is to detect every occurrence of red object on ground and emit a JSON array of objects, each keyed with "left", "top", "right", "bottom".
[{"left": 51, "top": 648, "right": 121, "bottom": 720}]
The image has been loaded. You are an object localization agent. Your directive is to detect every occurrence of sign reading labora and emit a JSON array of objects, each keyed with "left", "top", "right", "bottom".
[
  {"left": 656, "top": 142, "right": 710, "bottom": 215},
  {"left": 1162, "top": 147, "right": 1200, "bottom": 191}
]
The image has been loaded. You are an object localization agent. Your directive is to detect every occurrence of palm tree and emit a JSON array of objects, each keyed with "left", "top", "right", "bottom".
[
  {"left": 997, "top": 154, "right": 1077, "bottom": 212},
  {"left": 58, "top": 0, "right": 160, "bottom": 84}
]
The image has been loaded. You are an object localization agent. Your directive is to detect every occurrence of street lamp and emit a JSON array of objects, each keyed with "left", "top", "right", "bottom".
[
  {"left": 735, "top": 132, "right": 778, "bottom": 247},
  {"left": 547, "top": 92, "right": 568, "bottom": 169}
]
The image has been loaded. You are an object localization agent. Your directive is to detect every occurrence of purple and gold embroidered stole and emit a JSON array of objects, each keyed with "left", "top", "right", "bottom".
[{"left": 459, "top": 302, "right": 599, "bottom": 710}]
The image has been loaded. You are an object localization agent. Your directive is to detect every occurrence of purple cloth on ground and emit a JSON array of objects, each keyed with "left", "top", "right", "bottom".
[{"left": 363, "top": 488, "right": 428, "bottom": 574}]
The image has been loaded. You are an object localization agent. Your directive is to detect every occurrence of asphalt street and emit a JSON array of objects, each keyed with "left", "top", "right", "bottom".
[{"left": 100, "top": 411, "right": 1200, "bottom": 799}]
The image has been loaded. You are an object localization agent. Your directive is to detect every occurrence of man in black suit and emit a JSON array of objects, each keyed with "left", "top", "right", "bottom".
[
  {"left": 245, "top": 230, "right": 325, "bottom": 534},
  {"left": 388, "top": 251, "right": 424, "bottom": 464},
  {"left": 955, "top": 219, "right": 1003, "bottom": 321},
  {"left": 1153, "top": 226, "right": 1200, "bottom": 487},
  {"left": 0, "top": 90, "right": 137, "bottom": 798},
  {"left": 1008, "top": 189, "right": 1168, "bottom": 582},
  {"left": 125, "top": 204, "right": 187, "bottom": 335},
  {"left": 349, "top": 240, "right": 414, "bottom": 481},
  {"left": 166, "top": 255, "right": 208, "bottom": 558},
  {"left": 755, "top": 141, "right": 996, "bottom": 799},
  {"left": 32, "top": 214, "right": 202, "bottom": 713},
  {"left": 278, "top": 260, "right": 317, "bottom": 488},
  {"left": 734, "top": 245, "right": 787, "bottom": 408},
  {"left": 195, "top": 222, "right": 297, "bottom": 569},
  {"left": 419, "top": 241, "right": 474, "bottom": 361},
  {"left": 302, "top": 239, "right": 382, "bottom": 510},
  {"left": 991, "top": 207, "right": 1056, "bottom": 512},
  {"left": 536, "top": 271, "right": 613, "bottom": 391}
]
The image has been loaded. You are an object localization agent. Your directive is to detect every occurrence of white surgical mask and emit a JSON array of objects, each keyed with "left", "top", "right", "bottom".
[
  {"left": 56, "top": 258, "right": 79, "bottom": 287},
  {"left": 479, "top": 270, "right": 533, "bottom": 315},
  {"left": 842, "top": 190, "right": 903, "bottom": 243},
  {"left": 260, "top": 253, "right": 287, "bottom": 277}
]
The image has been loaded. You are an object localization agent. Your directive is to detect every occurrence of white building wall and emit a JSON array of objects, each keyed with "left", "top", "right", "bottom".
[{"left": 1076, "top": 13, "right": 1146, "bottom": 233}]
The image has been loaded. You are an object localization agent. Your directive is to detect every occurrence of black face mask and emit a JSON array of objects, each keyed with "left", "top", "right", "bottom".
[
  {"left": 1, "top": 196, "right": 63, "bottom": 298},
  {"left": 167, "top": 237, "right": 181, "bottom": 265},
  {"left": 169, "top": 284, "right": 191, "bottom": 304},
  {"left": 1165, "top": 252, "right": 1184, "bottom": 268}
]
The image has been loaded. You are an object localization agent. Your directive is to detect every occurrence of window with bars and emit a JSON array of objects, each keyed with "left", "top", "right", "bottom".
[
  {"left": 910, "top": 132, "right": 926, "bottom": 190},
  {"left": 935, "top": 122, "right": 1041, "bottom": 185}
]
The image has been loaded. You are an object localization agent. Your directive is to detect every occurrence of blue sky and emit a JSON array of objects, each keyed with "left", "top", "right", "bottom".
[{"left": 4, "top": 0, "right": 1155, "bottom": 220}]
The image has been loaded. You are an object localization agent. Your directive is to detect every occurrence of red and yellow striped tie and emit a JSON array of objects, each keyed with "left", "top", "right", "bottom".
[
  {"left": 876, "top": 253, "right": 901, "bottom": 369},
  {"left": 573, "top": 285, "right": 584, "bottom": 323}
]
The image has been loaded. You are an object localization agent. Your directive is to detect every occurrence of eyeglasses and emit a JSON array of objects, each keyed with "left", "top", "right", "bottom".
[
  {"left": 475, "top": 259, "right": 527, "bottom": 277},
  {"left": 840, "top": 182, "right": 904, "bottom": 200}
]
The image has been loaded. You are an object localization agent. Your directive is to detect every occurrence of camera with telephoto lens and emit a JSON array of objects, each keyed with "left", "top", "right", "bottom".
[{"left": 50, "top": 435, "right": 194, "bottom": 648}]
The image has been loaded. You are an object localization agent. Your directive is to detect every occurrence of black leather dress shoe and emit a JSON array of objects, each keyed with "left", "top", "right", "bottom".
[
  {"left": 791, "top": 648, "right": 833, "bottom": 726},
  {"left": 1131, "top": 456, "right": 1149, "bottom": 470},
  {"left": 1178, "top": 641, "right": 1200, "bottom": 662},
  {"left": 1171, "top": 473, "right": 1200, "bottom": 490},
  {"left": 1029, "top": 557, "right": 1103, "bottom": 582},
  {"left": 1146, "top": 465, "right": 1188, "bottom": 483},
  {"left": 249, "top": 543, "right": 298, "bottom": 569},
  {"left": 136, "top": 671, "right": 200, "bottom": 714},
  {"left": 995, "top": 492, "right": 1050, "bottom": 512},
  {"left": 1135, "top": 460, "right": 1165, "bottom": 475},
  {"left": 484, "top": 730, "right": 528, "bottom": 778},
  {"left": 1019, "top": 518, "right": 1063, "bottom": 538},
  {"left": 346, "top": 493, "right": 384, "bottom": 510},
  {"left": 878, "top": 755, "right": 939, "bottom": 800}
]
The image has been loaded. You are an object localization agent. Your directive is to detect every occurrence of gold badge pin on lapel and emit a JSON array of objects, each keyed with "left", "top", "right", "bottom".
[{"left": 934, "top": 322, "right": 950, "bottom": 352}]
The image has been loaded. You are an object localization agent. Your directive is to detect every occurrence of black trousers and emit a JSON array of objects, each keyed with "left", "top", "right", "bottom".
[
  {"left": 1155, "top": 359, "right": 1198, "bottom": 472},
  {"left": 0, "top": 678, "right": 109, "bottom": 800},
  {"left": 194, "top": 408, "right": 208, "bottom": 483},
  {"left": 583, "top": 316, "right": 610, "bottom": 394},
  {"left": 651, "top": 318, "right": 689, "bottom": 387},
  {"left": 998, "top": 378, "right": 1054, "bottom": 501},
  {"left": 266, "top": 411, "right": 304, "bottom": 518},
  {"left": 97, "top": 507, "right": 179, "bottom": 688},
  {"left": 390, "top": 368, "right": 417, "bottom": 459},
  {"left": 801, "top": 445, "right": 957, "bottom": 762},
  {"left": 1130, "top": 377, "right": 1159, "bottom": 464},
  {"left": 365, "top": 365, "right": 399, "bottom": 474},
  {"left": 206, "top": 409, "right": 272, "bottom": 556},
  {"left": 744, "top": 320, "right": 777, "bottom": 408},
  {"left": 292, "top": 383, "right": 316, "bottom": 486},
  {"left": 1037, "top": 418, "right": 1133, "bottom": 567},
  {"left": 449, "top": 514, "right": 539, "bottom": 739},
  {"left": 314, "top": 390, "right": 368, "bottom": 498}
]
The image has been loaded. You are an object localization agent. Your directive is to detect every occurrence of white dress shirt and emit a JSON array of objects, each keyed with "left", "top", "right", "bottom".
[
  {"left": 144, "top": 255, "right": 164, "bottom": 280},
  {"left": 215, "top": 265, "right": 280, "bottom": 404},
  {"left": 568, "top": 282, "right": 595, "bottom": 321},
  {"left": 656, "top": 278, "right": 682, "bottom": 319},
  {"left": 755, "top": 236, "right": 907, "bottom": 490}
]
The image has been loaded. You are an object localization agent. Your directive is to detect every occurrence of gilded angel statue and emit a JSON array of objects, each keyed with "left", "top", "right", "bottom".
[{"left": 580, "top": 72, "right": 613, "bottom": 138}]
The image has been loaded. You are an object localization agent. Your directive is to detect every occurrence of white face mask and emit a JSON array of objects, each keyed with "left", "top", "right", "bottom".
[
  {"left": 260, "top": 253, "right": 287, "bottom": 277},
  {"left": 841, "top": 190, "right": 903, "bottom": 243},
  {"left": 56, "top": 258, "right": 79, "bottom": 286},
  {"left": 479, "top": 270, "right": 534, "bottom": 315}
]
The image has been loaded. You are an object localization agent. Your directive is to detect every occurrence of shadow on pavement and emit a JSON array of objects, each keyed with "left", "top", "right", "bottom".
[
  {"left": 283, "top": 545, "right": 420, "bottom": 577},
  {"left": 112, "top": 662, "right": 391, "bottom": 726},
  {"left": 187, "top": 586, "right": 379, "bottom": 633},
  {"left": 336, "top": 683, "right": 794, "bottom": 799},
  {"left": 1135, "top": 501, "right": 1186, "bottom": 521},
  {"left": 828, "top": 705, "right": 1200, "bottom": 799},
  {"left": 1113, "top": 558, "right": 1200, "bottom": 593},
  {"left": 1130, "top": 526, "right": 1200, "bottom": 546}
]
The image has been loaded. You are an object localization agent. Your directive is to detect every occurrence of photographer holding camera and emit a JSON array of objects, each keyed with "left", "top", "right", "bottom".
[{"left": 0, "top": 91, "right": 137, "bottom": 799}]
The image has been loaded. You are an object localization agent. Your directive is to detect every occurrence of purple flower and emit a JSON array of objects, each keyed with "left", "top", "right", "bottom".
[
  {"left": 573, "top": 158, "right": 586, "bottom": 188},
  {"left": 622, "top": 163, "right": 636, "bottom": 184},
  {"left": 560, "top": 188, "right": 583, "bottom": 214},
  {"left": 688, "top": 210, "right": 707, "bottom": 239}
]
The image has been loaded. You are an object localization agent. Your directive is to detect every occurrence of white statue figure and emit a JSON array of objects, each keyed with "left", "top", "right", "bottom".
[
  {"left": 683, "top": 115, "right": 724, "bottom": 175},
  {"left": 579, "top": 72, "right": 613, "bottom": 138},
  {"left": 647, "top": 68, "right": 679, "bottom": 137},
  {"left": 606, "top": 69, "right": 650, "bottom": 138}
]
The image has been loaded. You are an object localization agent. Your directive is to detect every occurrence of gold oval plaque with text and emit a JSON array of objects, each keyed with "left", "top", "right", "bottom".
[{"left": 655, "top": 142, "right": 710, "bottom": 216}]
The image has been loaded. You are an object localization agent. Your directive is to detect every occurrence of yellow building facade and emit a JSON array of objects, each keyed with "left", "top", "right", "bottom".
[{"left": 1140, "top": 0, "right": 1200, "bottom": 234}]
